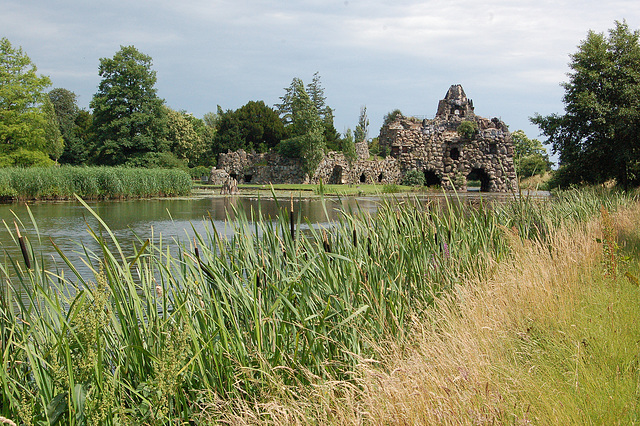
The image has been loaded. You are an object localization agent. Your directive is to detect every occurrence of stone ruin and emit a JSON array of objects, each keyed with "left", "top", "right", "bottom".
[
  {"left": 211, "top": 84, "right": 517, "bottom": 192},
  {"left": 378, "top": 84, "right": 518, "bottom": 192}
]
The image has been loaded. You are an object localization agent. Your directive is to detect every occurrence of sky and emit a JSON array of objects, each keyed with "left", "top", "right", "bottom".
[{"left": 2, "top": 0, "right": 640, "bottom": 162}]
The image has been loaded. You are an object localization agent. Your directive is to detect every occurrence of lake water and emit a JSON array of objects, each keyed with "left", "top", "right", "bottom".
[
  {"left": 0, "top": 194, "right": 382, "bottom": 282},
  {"left": 0, "top": 190, "right": 547, "bottom": 286}
]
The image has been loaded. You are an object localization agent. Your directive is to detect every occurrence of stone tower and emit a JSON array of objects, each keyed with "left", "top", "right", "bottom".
[{"left": 436, "top": 84, "right": 475, "bottom": 120}]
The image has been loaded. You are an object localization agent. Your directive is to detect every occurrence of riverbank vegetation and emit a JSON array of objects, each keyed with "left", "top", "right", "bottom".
[
  {"left": 0, "top": 166, "right": 191, "bottom": 200},
  {"left": 0, "top": 187, "right": 638, "bottom": 423}
]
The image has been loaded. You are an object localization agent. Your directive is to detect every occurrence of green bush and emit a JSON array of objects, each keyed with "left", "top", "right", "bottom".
[
  {"left": 457, "top": 120, "right": 478, "bottom": 140},
  {"left": 401, "top": 169, "right": 425, "bottom": 186}
]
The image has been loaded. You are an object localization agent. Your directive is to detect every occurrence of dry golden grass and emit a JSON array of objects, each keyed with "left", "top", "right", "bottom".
[{"left": 205, "top": 203, "right": 640, "bottom": 425}]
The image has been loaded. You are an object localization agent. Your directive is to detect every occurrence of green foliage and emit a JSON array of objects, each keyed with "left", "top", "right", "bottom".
[
  {"left": 402, "top": 169, "right": 425, "bottom": 186},
  {"left": 340, "top": 128, "right": 357, "bottom": 163},
  {"left": 90, "top": 45, "right": 167, "bottom": 166},
  {"left": 0, "top": 148, "right": 55, "bottom": 168},
  {"left": 456, "top": 120, "right": 478, "bottom": 140},
  {"left": 512, "top": 129, "right": 553, "bottom": 178},
  {"left": 213, "top": 101, "right": 284, "bottom": 157},
  {"left": 0, "top": 37, "right": 61, "bottom": 161},
  {"left": 277, "top": 78, "right": 326, "bottom": 176},
  {"left": 0, "top": 187, "right": 633, "bottom": 422},
  {"left": 188, "top": 165, "right": 211, "bottom": 180},
  {"left": 354, "top": 105, "right": 370, "bottom": 143},
  {"left": 381, "top": 109, "right": 403, "bottom": 128},
  {"left": 165, "top": 107, "right": 207, "bottom": 165},
  {"left": 531, "top": 21, "right": 640, "bottom": 188},
  {"left": 0, "top": 166, "right": 191, "bottom": 199}
]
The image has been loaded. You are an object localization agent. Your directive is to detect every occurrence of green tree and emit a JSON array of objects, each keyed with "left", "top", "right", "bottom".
[
  {"left": 276, "top": 78, "right": 325, "bottom": 176},
  {"left": 165, "top": 107, "right": 203, "bottom": 164},
  {"left": 41, "top": 95, "right": 64, "bottom": 161},
  {"left": 511, "top": 130, "right": 552, "bottom": 178},
  {"left": 90, "top": 45, "right": 167, "bottom": 166},
  {"left": 0, "top": 38, "right": 61, "bottom": 165},
  {"left": 354, "top": 105, "right": 370, "bottom": 143},
  {"left": 49, "top": 88, "right": 79, "bottom": 143},
  {"left": 531, "top": 21, "right": 640, "bottom": 188},
  {"left": 341, "top": 128, "right": 357, "bottom": 163},
  {"left": 61, "top": 110, "right": 94, "bottom": 165}
]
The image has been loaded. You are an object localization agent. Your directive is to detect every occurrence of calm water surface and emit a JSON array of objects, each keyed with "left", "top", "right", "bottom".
[
  {"left": 0, "top": 195, "right": 380, "bottom": 283},
  {"left": 0, "top": 191, "right": 548, "bottom": 286}
]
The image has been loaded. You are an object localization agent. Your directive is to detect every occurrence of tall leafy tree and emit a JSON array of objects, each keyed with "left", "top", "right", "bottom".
[
  {"left": 90, "top": 45, "right": 167, "bottom": 166},
  {"left": 0, "top": 37, "right": 60, "bottom": 165},
  {"left": 531, "top": 21, "right": 640, "bottom": 188},
  {"left": 165, "top": 107, "right": 203, "bottom": 164},
  {"left": 277, "top": 78, "right": 325, "bottom": 176},
  {"left": 354, "top": 105, "right": 370, "bottom": 143},
  {"left": 49, "top": 88, "right": 85, "bottom": 164},
  {"left": 213, "top": 101, "right": 285, "bottom": 158}
]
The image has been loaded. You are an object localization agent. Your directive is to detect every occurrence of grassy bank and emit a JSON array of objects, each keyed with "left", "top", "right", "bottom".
[
  {"left": 0, "top": 188, "right": 637, "bottom": 423},
  {"left": 0, "top": 166, "right": 192, "bottom": 200}
]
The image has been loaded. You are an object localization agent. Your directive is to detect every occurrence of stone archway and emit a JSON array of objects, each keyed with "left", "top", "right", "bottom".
[
  {"left": 329, "top": 165, "right": 343, "bottom": 184},
  {"left": 467, "top": 168, "right": 491, "bottom": 192},
  {"left": 359, "top": 173, "right": 367, "bottom": 183},
  {"left": 423, "top": 169, "right": 441, "bottom": 187}
]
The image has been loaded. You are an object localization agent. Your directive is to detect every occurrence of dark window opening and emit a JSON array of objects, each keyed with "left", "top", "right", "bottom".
[
  {"left": 243, "top": 174, "right": 252, "bottom": 183},
  {"left": 424, "top": 170, "right": 441, "bottom": 187},
  {"left": 378, "top": 173, "right": 384, "bottom": 182},
  {"left": 359, "top": 173, "right": 367, "bottom": 183},
  {"left": 229, "top": 172, "right": 238, "bottom": 180},
  {"left": 450, "top": 147, "right": 460, "bottom": 161},
  {"left": 466, "top": 168, "right": 491, "bottom": 192},
  {"left": 391, "top": 146, "right": 400, "bottom": 157},
  {"left": 490, "top": 144, "right": 498, "bottom": 154}
]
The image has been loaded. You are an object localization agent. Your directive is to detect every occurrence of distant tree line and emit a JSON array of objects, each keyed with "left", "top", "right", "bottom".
[{"left": 1, "top": 40, "right": 373, "bottom": 178}]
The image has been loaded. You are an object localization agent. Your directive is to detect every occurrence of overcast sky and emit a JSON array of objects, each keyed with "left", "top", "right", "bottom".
[{"left": 3, "top": 0, "right": 640, "bottom": 160}]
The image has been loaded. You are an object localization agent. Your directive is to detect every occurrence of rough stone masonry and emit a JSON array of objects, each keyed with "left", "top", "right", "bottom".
[{"left": 212, "top": 84, "right": 518, "bottom": 192}]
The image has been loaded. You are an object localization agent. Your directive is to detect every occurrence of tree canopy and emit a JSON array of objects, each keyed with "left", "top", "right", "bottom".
[
  {"left": 213, "top": 101, "right": 284, "bottom": 157},
  {"left": 531, "top": 21, "right": 640, "bottom": 188},
  {"left": 276, "top": 78, "right": 325, "bottom": 176},
  {"left": 511, "top": 130, "right": 552, "bottom": 178},
  {"left": 90, "top": 45, "right": 167, "bottom": 166},
  {"left": 0, "top": 38, "right": 61, "bottom": 166}
]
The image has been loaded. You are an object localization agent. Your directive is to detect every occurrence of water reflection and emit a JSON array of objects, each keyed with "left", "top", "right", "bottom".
[{"left": 0, "top": 195, "right": 380, "bottom": 283}]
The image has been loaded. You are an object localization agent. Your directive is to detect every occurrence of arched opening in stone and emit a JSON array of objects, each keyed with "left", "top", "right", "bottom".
[
  {"left": 359, "top": 173, "right": 367, "bottom": 183},
  {"left": 378, "top": 172, "right": 384, "bottom": 183},
  {"left": 243, "top": 174, "right": 252, "bottom": 183},
  {"left": 450, "top": 147, "right": 460, "bottom": 161},
  {"left": 423, "top": 169, "right": 441, "bottom": 187},
  {"left": 466, "top": 168, "right": 491, "bottom": 192},
  {"left": 329, "top": 165, "right": 343, "bottom": 184},
  {"left": 229, "top": 172, "right": 238, "bottom": 181}
]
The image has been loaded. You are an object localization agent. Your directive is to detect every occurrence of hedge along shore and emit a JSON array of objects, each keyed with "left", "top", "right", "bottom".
[
  {"left": 212, "top": 196, "right": 640, "bottom": 425},
  {"left": 0, "top": 166, "right": 192, "bottom": 201}
]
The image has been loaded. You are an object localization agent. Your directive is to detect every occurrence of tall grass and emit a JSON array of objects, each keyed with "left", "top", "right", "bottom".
[
  {"left": 0, "top": 166, "right": 192, "bottom": 200},
  {"left": 0, "top": 188, "right": 636, "bottom": 423}
]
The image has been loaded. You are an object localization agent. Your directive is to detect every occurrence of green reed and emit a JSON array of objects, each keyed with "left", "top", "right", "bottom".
[
  {"left": 0, "top": 188, "right": 635, "bottom": 423},
  {"left": 0, "top": 166, "right": 192, "bottom": 200}
]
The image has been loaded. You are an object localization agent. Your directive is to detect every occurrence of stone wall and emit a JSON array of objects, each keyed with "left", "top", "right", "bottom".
[
  {"left": 212, "top": 84, "right": 517, "bottom": 192},
  {"left": 378, "top": 85, "right": 517, "bottom": 192},
  {"left": 213, "top": 149, "right": 401, "bottom": 186}
]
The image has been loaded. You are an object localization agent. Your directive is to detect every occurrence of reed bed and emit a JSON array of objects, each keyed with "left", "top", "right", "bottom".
[
  {"left": 0, "top": 166, "right": 192, "bottom": 200},
  {"left": 0, "top": 187, "right": 636, "bottom": 424}
]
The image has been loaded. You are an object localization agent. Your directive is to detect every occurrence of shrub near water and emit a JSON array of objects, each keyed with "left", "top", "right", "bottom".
[{"left": 0, "top": 166, "right": 192, "bottom": 200}]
